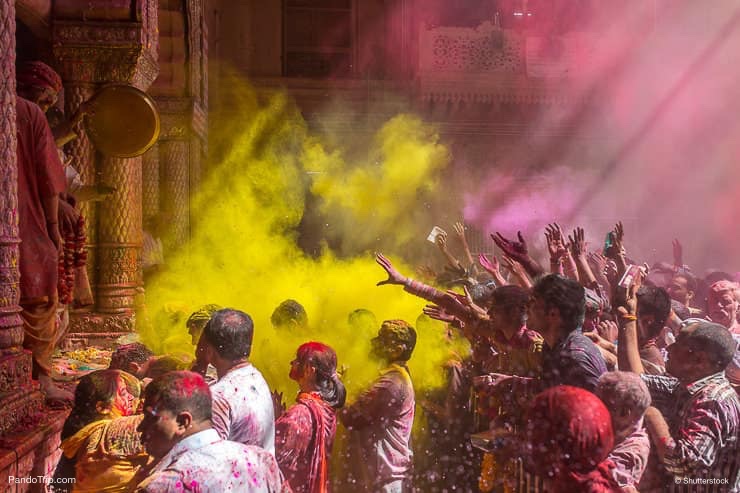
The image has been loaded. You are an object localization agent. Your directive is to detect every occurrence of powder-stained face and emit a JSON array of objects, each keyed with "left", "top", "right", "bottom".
[
  {"left": 28, "top": 86, "right": 58, "bottom": 113},
  {"left": 111, "top": 376, "right": 137, "bottom": 417},
  {"left": 667, "top": 276, "right": 692, "bottom": 306},
  {"left": 707, "top": 290, "right": 738, "bottom": 328},
  {"left": 289, "top": 357, "right": 304, "bottom": 381},
  {"left": 138, "top": 399, "right": 182, "bottom": 460}
]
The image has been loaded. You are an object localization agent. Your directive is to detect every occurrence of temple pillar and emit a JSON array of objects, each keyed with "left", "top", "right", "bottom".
[
  {"left": 142, "top": 144, "right": 160, "bottom": 221},
  {"left": 96, "top": 156, "right": 144, "bottom": 314},
  {"left": 63, "top": 82, "right": 98, "bottom": 299},
  {"left": 53, "top": 1, "right": 159, "bottom": 335},
  {"left": 159, "top": 138, "right": 190, "bottom": 250},
  {"left": 0, "top": 0, "right": 42, "bottom": 435},
  {"left": 1, "top": 2, "right": 69, "bottom": 488},
  {"left": 150, "top": 0, "right": 208, "bottom": 261}
]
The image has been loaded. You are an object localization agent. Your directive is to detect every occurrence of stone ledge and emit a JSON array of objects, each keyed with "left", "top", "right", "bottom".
[{"left": 0, "top": 407, "right": 67, "bottom": 493}]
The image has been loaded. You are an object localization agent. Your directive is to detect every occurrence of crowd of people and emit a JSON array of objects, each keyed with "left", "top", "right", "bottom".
[
  {"left": 10, "top": 61, "right": 740, "bottom": 493},
  {"left": 43, "top": 221, "right": 738, "bottom": 493}
]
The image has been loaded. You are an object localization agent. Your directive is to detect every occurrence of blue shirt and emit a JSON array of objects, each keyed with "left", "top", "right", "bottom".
[{"left": 541, "top": 329, "right": 607, "bottom": 392}]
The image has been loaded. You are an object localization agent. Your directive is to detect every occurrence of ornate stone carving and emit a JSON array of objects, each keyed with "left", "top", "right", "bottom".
[
  {"left": 53, "top": 2, "right": 159, "bottom": 323},
  {"left": 0, "top": 0, "right": 22, "bottom": 353},
  {"left": 192, "top": 101, "right": 207, "bottom": 141},
  {"left": 187, "top": 0, "right": 205, "bottom": 104},
  {"left": 53, "top": 22, "right": 145, "bottom": 44},
  {"left": 0, "top": 239, "right": 21, "bottom": 336},
  {"left": 159, "top": 141, "right": 190, "bottom": 251},
  {"left": 96, "top": 154, "right": 142, "bottom": 314},
  {"left": 189, "top": 138, "right": 202, "bottom": 199},
  {"left": 98, "top": 157, "right": 143, "bottom": 244},
  {"left": 142, "top": 144, "right": 160, "bottom": 220},
  {"left": 0, "top": 352, "right": 32, "bottom": 395},
  {"left": 0, "top": 389, "right": 44, "bottom": 437},
  {"left": 64, "top": 83, "right": 98, "bottom": 296},
  {"left": 200, "top": 8, "right": 209, "bottom": 113},
  {"left": 418, "top": 22, "right": 596, "bottom": 105},
  {"left": 159, "top": 112, "right": 189, "bottom": 140},
  {"left": 68, "top": 312, "right": 136, "bottom": 334},
  {"left": 421, "top": 23, "right": 524, "bottom": 74}
]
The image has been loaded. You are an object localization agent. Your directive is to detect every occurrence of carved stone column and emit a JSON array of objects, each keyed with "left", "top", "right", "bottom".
[
  {"left": 96, "top": 156, "right": 143, "bottom": 314},
  {"left": 189, "top": 138, "right": 203, "bottom": 206},
  {"left": 53, "top": 2, "right": 158, "bottom": 334},
  {"left": 64, "top": 82, "right": 98, "bottom": 297},
  {"left": 0, "top": 0, "right": 21, "bottom": 353},
  {"left": 142, "top": 144, "right": 160, "bottom": 221},
  {"left": 159, "top": 139, "right": 190, "bottom": 250},
  {"left": 0, "top": 0, "right": 45, "bottom": 451}
]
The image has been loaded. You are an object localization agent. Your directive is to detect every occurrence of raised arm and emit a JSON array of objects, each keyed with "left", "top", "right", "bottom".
[
  {"left": 608, "top": 221, "right": 628, "bottom": 278},
  {"left": 491, "top": 231, "right": 544, "bottom": 278},
  {"left": 375, "top": 253, "right": 477, "bottom": 323},
  {"left": 478, "top": 253, "right": 507, "bottom": 287},
  {"left": 568, "top": 227, "right": 598, "bottom": 289},
  {"left": 453, "top": 221, "right": 475, "bottom": 268},
  {"left": 545, "top": 223, "right": 578, "bottom": 280},
  {"left": 435, "top": 230, "right": 464, "bottom": 271},
  {"left": 615, "top": 275, "right": 645, "bottom": 374},
  {"left": 501, "top": 255, "right": 533, "bottom": 289}
]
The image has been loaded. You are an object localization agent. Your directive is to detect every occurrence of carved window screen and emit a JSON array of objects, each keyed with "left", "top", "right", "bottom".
[{"left": 283, "top": 0, "right": 355, "bottom": 78}]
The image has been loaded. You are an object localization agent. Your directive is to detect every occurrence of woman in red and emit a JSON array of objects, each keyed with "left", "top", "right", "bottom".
[{"left": 275, "top": 342, "right": 346, "bottom": 493}]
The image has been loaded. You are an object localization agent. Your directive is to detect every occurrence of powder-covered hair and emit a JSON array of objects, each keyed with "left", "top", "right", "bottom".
[{"left": 296, "top": 342, "right": 346, "bottom": 409}]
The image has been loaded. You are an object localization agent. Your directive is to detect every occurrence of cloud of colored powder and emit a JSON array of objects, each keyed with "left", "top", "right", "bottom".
[
  {"left": 460, "top": 1, "right": 740, "bottom": 272},
  {"left": 140, "top": 75, "right": 462, "bottom": 399}
]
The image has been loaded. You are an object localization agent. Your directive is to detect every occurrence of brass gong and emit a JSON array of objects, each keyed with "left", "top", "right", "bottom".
[{"left": 84, "top": 84, "right": 160, "bottom": 158}]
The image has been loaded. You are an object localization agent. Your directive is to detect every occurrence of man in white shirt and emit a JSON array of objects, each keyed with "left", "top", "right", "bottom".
[
  {"left": 136, "top": 370, "right": 288, "bottom": 492},
  {"left": 198, "top": 308, "right": 276, "bottom": 454}
]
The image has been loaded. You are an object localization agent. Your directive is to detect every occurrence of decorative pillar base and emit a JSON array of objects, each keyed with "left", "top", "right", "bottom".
[{"left": 65, "top": 311, "right": 136, "bottom": 348}]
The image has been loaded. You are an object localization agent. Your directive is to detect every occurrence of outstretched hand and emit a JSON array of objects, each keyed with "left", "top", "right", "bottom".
[
  {"left": 375, "top": 253, "right": 407, "bottom": 286},
  {"left": 478, "top": 253, "right": 500, "bottom": 275},
  {"left": 545, "top": 223, "right": 568, "bottom": 260},
  {"left": 491, "top": 231, "right": 529, "bottom": 261},
  {"left": 672, "top": 238, "right": 683, "bottom": 267},
  {"left": 605, "top": 221, "right": 625, "bottom": 259},
  {"left": 423, "top": 304, "right": 457, "bottom": 324},
  {"left": 568, "top": 227, "right": 587, "bottom": 257},
  {"left": 614, "top": 266, "right": 645, "bottom": 317},
  {"left": 271, "top": 390, "right": 286, "bottom": 419},
  {"left": 453, "top": 221, "right": 466, "bottom": 240},
  {"left": 435, "top": 231, "right": 449, "bottom": 251}
]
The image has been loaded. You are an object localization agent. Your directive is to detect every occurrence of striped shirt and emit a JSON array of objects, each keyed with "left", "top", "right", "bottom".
[{"left": 641, "top": 372, "right": 740, "bottom": 493}]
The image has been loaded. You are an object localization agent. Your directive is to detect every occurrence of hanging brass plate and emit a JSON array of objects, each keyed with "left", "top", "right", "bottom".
[{"left": 85, "top": 84, "right": 160, "bottom": 158}]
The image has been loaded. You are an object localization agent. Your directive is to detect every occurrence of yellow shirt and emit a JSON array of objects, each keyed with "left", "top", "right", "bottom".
[{"left": 60, "top": 415, "right": 149, "bottom": 493}]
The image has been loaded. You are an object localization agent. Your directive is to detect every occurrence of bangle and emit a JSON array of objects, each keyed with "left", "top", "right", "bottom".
[
  {"left": 46, "top": 221, "right": 58, "bottom": 225},
  {"left": 404, "top": 278, "right": 413, "bottom": 288},
  {"left": 621, "top": 314, "right": 637, "bottom": 321}
]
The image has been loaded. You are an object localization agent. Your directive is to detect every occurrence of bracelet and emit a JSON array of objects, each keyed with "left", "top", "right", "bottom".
[
  {"left": 46, "top": 221, "right": 58, "bottom": 225},
  {"left": 620, "top": 314, "right": 637, "bottom": 321},
  {"left": 404, "top": 278, "right": 413, "bottom": 288}
]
